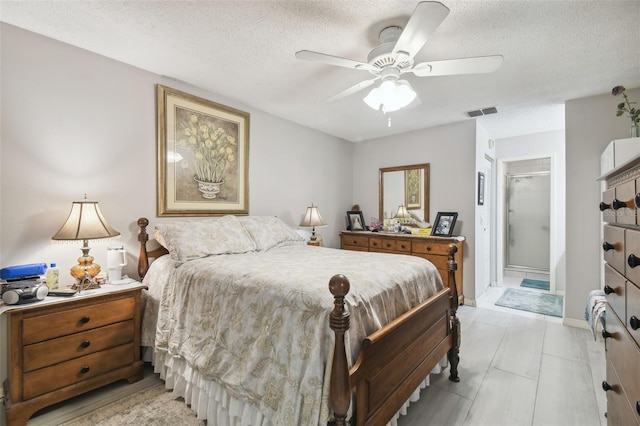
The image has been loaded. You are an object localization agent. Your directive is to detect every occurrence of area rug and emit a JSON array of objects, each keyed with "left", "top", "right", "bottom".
[
  {"left": 495, "top": 288, "right": 563, "bottom": 317},
  {"left": 60, "top": 383, "right": 204, "bottom": 426},
  {"left": 520, "top": 278, "right": 550, "bottom": 291}
]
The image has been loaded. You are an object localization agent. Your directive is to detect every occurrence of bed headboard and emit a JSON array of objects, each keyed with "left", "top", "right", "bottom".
[{"left": 137, "top": 217, "right": 169, "bottom": 279}]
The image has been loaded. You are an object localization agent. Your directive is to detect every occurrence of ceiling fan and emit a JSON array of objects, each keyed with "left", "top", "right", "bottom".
[{"left": 295, "top": 1, "right": 503, "bottom": 113}]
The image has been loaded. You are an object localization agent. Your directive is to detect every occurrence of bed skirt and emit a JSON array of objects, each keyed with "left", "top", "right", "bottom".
[{"left": 144, "top": 346, "right": 447, "bottom": 426}]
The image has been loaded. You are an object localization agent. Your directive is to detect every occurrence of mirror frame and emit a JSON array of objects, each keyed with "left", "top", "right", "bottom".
[{"left": 379, "top": 163, "right": 430, "bottom": 223}]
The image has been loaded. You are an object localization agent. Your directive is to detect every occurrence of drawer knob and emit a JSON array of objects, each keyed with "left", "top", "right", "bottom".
[
  {"left": 604, "top": 285, "right": 615, "bottom": 295},
  {"left": 636, "top": 401, "right": 640, "bottom": 416},
  {"left": 426, "top": 247, "right": 432, "bottom": 251},
  {"left": 400, "top": 244, "right": 406, "bottom": 249},
  {"left": 599, "top": 202, "right": 611, "bottom": 211},
  {"left": 602, "top": 381, "right": 612, "bottom": 392},
  {"left": 635, "top": 193, "right": 640, "bottom": 209},
  {"left": 612, "top": 199, "right": 627, "bottom": 210},
  {"left": 385, "top": 243, "right": 391, "bottom": 248},
  {"left": 372, "top": 242, "right": 377, "bottom": 246},
  {"left": 630, "top": 316, "right": 640, "bottom": 330},
  {"left": 80, "top": 365, "right": 91, "bottom": 374},
  {"left": 602, "top": 242, "right": 615, "bottom": 252},
  {"left": 80, "top": 316, "right": 90, "bottom": 324},
  {"left": 602, "top": 329, "right": 612, "bottom": 339},
  {"left": 80, "top": 340, "right": 91, "bottom": 348},
  {"left": 629, "top": 254, "right": 640, "bottom": 268}
]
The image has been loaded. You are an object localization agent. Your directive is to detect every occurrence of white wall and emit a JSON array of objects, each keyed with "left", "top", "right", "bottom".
[
  {"left": 0, "top": 23, "right": 355, "bottom": 397},
  {"left": 474, "top": 123, "right": 496, "bottom": 300},
  {"left": 352, "top": 120, "right": 477, "bottom": 301},
  {"left": 0, "top": 23, "right": 353, "bottom": 279},
  {"left": 565, "top": 87, "right": 640, "bottom": 323},
  {"left": 494, "top": 130, "right": 566, "bottom": 293}
]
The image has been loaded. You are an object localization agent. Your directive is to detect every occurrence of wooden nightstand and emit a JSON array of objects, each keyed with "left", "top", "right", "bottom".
[{"left": 2, "top": 282, "right": 146, "bottom": 425}]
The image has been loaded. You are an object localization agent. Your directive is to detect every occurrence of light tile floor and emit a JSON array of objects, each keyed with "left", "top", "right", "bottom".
[{"left": 398, "top": 278, "right": 607, "bottom": 426}]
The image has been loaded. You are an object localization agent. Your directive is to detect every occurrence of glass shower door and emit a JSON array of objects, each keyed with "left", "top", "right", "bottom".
[{"left": 506, "top": 173, "right": 550, "bottom": 271}]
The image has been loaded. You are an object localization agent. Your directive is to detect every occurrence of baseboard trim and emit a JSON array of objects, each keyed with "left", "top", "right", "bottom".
[{"left": 563, "top": 317, "right": 589, "bottom": 330}]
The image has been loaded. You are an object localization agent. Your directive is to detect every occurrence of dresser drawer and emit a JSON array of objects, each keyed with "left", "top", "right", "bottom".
[
  {"left": 627, "top": 282, "right": 640, "bottom": 343},
  {"left": 606, "top": 313, "right": 640, "bottom": 412},
  {"left": 616, "top": 179, "right": 637, "bottom": 225},
  {"left": 22, "top": 342, "right": 134, "bottom": 400},
  {"left": 23, "top": 320, "right": 135, "bottom": 372},
  {"left": 605, "top": 263, "right": 626, "bottom": 322},
  {"left": 627, "top": 228, "right": 640, "bottom": 286},
  {"left": 22, "top": 297, "right": 135, "bottom": 345},
  {"left": 604, "top": 225, "right": 626, "bottom": 275},
  {"left": 606, "top": 356, "right": 640, "bottom": 426},
  {"left": 412, "top": 240, "right": 449, "bottom": 256},
  {"left": 602, "top": 187, "right": 616, "bottom": 223},
  {"left": 369, "top": 237, "right": 411, "bottom": 253},
  {"left": 342, "top": 235, "right": 369, "bottom": 250}
]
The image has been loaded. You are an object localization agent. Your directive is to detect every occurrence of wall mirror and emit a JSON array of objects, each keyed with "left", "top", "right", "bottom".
[{"left": 379, "top": 163, "right": 430, "bottom": 223}]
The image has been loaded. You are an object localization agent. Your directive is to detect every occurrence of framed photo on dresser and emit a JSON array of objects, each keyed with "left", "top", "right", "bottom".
[
  {"left": 431, "top": 212, "right": 458, "bottom": 237},
  {"left": 347, "top": 211, "right": 366, "bottom": 231}
]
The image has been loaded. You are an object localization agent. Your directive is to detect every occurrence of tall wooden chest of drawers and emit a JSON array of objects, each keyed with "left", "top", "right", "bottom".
[
  {"left": 2, "top": 284, "right": 146, "bottom": 425},
  {"left": 600, "top": 148, "right": 640, "bottom": 425},
  {"left": 340, "top": 231, "right": 464, "bottom": 304}
]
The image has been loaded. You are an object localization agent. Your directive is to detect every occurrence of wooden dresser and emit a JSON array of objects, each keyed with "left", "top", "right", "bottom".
[
  {"left": 2, "top": 283, "right": 146, "bottom": 425},
  {"left": 600, "top": 144, "right": 640, "bottom": 425},
  {"left": 340, "top": 231, "right": 464, "bottom": 304}
]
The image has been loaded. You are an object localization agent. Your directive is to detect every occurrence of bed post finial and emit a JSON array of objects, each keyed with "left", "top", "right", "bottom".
[
  {"left": 447, "top": 243, "right": 461, "bottom": 383},
  {"left": 137, "top": 217, "right": 150, "bottom": 279},
  {"left": 329, "top": 274, "right": 351, "bottom": 426}
]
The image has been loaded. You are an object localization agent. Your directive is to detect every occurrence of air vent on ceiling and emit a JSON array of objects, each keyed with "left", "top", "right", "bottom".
[{"left": 467, "top": 107, "right": 498, "bottom": 118}]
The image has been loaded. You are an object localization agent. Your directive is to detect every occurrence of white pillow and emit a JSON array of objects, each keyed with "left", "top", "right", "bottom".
[
  {"left": 238, "top": 216, "right": 304, "bottom": 251},
  {"left": 154, "top": 215, "right": 257, "bottom": 266}
]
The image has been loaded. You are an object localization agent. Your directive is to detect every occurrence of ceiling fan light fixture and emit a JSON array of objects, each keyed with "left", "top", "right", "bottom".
[{"left": 363, "top": 79, "right": 416, "bottom": 113}]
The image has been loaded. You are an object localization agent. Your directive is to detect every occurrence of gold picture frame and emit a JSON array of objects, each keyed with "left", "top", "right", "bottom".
[
  {"left": 404, "top": 169, "right": 421, "bottom": 209},
  {"left": 157, "top": 85, "right": 250, "bottom": 216}
]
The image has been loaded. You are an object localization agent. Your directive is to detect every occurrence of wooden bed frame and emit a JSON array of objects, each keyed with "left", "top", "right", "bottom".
[{"left": 136, "top": 217, "right": 460, "bottom": 426}]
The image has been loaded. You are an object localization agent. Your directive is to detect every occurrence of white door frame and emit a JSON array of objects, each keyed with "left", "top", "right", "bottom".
[{"left": 496, "top": 154, "right": 556, "bottom": 294}]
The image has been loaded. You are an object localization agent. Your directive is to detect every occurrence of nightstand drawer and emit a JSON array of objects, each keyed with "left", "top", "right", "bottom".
[
  {"left": 412, "top": 240, "right": 449, "bottom": 256},
  {"left": 23, "top": 320, "right": 135, "bottom": 372},
  {"left": 22, "top": 342, "right": 134, "bottom": 400},
  {"left": 22, "top": 297, "right": 135, "bottom": 344}
]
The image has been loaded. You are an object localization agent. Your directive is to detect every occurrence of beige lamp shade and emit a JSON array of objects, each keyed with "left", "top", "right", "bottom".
[
  {"left": 52, "top": 200, "right": 120, "bottom": 288},
  {"left": 300, "top": 204, "right": 327, "bottom": 241},
  {"left": 393, "top": 205, "right": 412, "bottom": 219},
  {"left": 52, "top": 201, "right": 120, "bottom": 241}
]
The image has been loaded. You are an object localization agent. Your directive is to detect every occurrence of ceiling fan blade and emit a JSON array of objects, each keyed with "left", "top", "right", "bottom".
[
  {"left": 411, "top": 55, "right": 503, "bottom": 77},
  {"left": 325, "top": 78, "right": 379, "bottom": 102},
  {"left": 295, "top": 50, "right": 376, "bottom": 72},
  {"left": 392, "top": 1, "right": 450, "bottom": 59}
]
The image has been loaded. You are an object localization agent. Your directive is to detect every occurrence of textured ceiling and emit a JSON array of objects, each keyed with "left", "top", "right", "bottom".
[{"left": 1, "top": 0, "right": 639, "bottom": 142}]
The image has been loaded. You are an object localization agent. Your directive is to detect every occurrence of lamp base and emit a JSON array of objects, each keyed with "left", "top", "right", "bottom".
[{"left": 70, "top": 253, "right": 101, "bottom": 289}]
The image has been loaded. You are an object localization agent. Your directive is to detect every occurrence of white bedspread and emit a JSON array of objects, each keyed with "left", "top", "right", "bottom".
[{"left": 142, "top": 243, "right": 442, "bottom": 425}]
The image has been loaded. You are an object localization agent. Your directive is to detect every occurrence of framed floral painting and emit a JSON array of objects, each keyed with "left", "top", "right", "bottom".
[{"left": 157, "top": 85, "right": 250, "bottom": 216}]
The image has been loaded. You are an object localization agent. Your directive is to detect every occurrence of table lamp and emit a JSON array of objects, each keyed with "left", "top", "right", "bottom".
[
  {"left": 300, "top": 204, "right": 327, "bottom": 245},
  {"left": 394, "top": 205, "right": 411, "bottom": 219},
  {"left": 52, "top": 197, "right": 120, "bottom": 289}
]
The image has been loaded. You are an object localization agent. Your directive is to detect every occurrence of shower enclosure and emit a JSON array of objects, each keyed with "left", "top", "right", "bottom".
[{"left": 505, "top": 172, "right": 550, "bottom": 272}]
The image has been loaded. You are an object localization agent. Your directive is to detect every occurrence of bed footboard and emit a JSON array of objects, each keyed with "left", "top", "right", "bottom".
[{"left": 329, "top": 244, "right": 460, "bottom": 425}]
